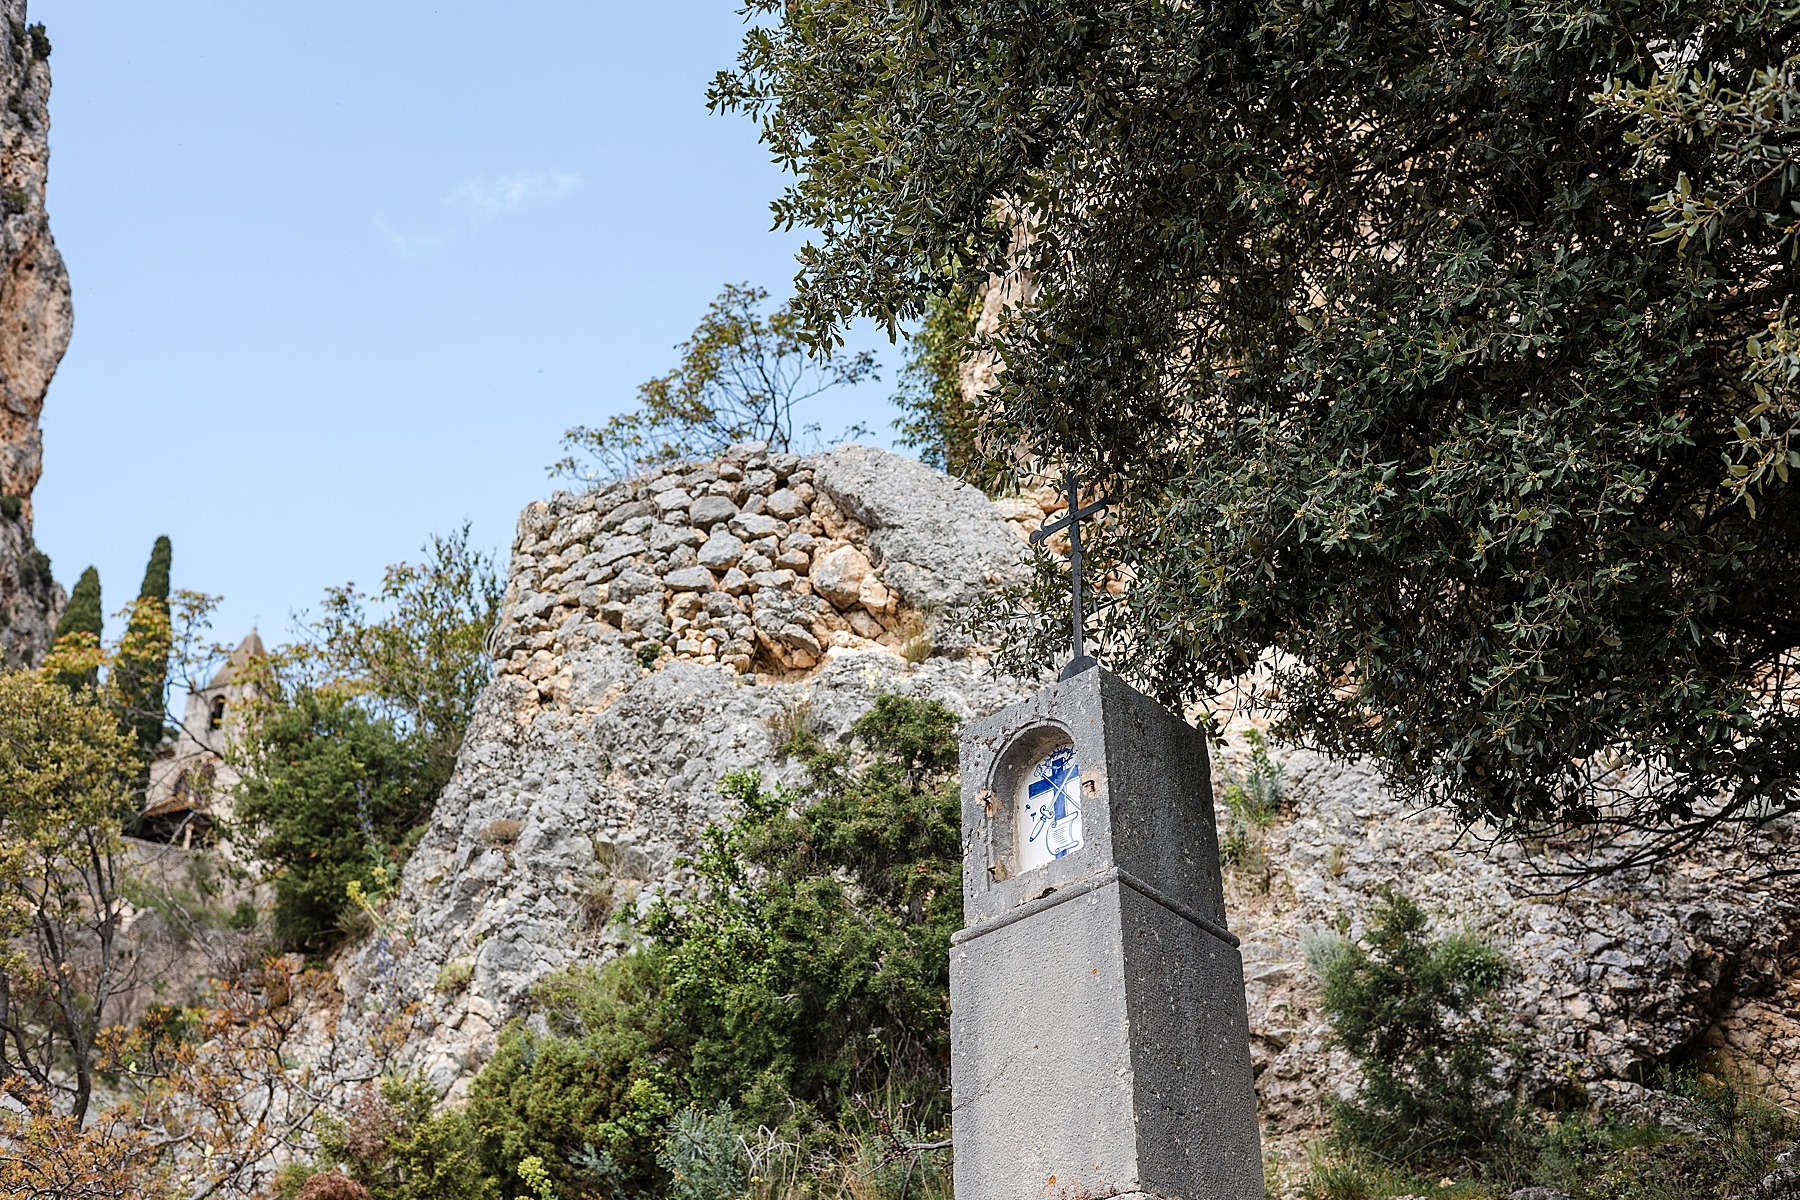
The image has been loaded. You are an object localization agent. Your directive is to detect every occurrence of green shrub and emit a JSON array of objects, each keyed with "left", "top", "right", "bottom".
[
  {"left": 1566, "top": 1071, "right": 1800, "bottom": 1200},
  {"left": 434, "top": 960, "right": 474, "bottom": 995},
  {"left": 466, "top": 693, "right": 963, "bottom": 1196},
  {"left": 232, "top": 687, "right": 433, "bottom": 951},
  {"left": 1301, "top": 1147, "right": 1415, "bottom": 1200},
  {"left": 317, "top": 1077, "right": 497, "bottom": 1200},
  {"left": 0, "top": 494, "right": 21, "bottom": 519},
  {"left": 1218, "top": 729, "right": 1286, "bottom": 874},
  {"left": 659, "top": 1105, "right": 745, "bottom": 1200},
  {"left": 1315, "top": 890, "right": 1514, "bottom": 1168},
  {"left": 21, "top": 549, "right": 52, "bottom": 593}
]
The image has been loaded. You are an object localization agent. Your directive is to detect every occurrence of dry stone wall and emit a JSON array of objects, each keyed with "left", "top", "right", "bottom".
[
  {"left": 330, "top": 443, "right": 1041, "bottom": 1095},
  {"left": 493, "top": 440, "right": 1040, "bottom": 687},
  {"left": 322, "top": 442, "right": 1799, "bottom": 1148}
]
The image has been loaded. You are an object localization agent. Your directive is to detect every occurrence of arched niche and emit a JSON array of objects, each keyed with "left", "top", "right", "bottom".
[{"left": 988, "top": 722, "right": 1086, "bottom": 879}]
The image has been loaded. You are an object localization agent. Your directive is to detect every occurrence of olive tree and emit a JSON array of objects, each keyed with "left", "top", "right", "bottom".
[
  {"left": 712, "top": 0, "right": 1800, "bottom": 864},
  {"left": 0, "top": 668, "right": 138, "bottom": 1121}
]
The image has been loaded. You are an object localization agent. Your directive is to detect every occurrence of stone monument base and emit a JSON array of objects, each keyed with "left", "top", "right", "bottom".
[{"left": 951, "top": 666, "right": 1264, "bottom": 1200}]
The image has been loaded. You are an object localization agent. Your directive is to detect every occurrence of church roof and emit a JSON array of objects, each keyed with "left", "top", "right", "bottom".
[{"left": 206, "top": 630, "right": 266, "bottom": 690}]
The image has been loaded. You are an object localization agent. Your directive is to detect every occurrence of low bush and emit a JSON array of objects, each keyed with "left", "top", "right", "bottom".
[
  {"left": 1315, "top": 890, "right": 1515, "bottom": 1167},
  {"left": 316, "top": 1078, "right": 497, "bottom": 1200},
  {"left": 1308, "top": 889, "right": 1799, "bottom": 1200},
  {"left": 465, "top": 692, "right": 963, "bottom": 1197}
]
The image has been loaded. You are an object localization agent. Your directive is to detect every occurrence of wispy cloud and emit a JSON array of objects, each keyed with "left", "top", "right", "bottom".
[
  {"left": 445, "top": 171, "right": 583, "bottom": 222},
  {"left": 378, "top": 169, "right": 584, "bottom": 258},
  {"left": 375, "top": 218, "right": 449, "bottom": 260}
]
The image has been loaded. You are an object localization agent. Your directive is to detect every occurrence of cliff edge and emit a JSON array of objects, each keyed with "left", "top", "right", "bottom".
[{"left": 0, "top": 2, "right": 69, "bottom": 665}]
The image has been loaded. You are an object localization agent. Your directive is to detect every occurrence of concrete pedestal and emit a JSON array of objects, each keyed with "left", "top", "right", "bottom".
[{"left": 951, "top": 667, "right": 1263, "bottom": 1200}]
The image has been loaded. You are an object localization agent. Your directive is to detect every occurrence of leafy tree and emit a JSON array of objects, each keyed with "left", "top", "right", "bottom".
[
  {"left": 893, "top": 287, "right": 985, "bottom": 482},
  {"left": 49, "top": 565, "right": 101, "bottom": 690},
  {"left": 712, "top": 1, "right": 1800, "bottom": 860},
  {"left": 552, "top": 282, "right": 878, "bottom": 484},
  {"left": 114, "top": 536, "right": 173, "bottom": 769},
  {"left": 230, "top": 529, "right": 498, "bottom": 951},
  {"left": 291, "top": 526, "right": 501, "bottom": 803},
  {"left": 1314, "top": 892, "right": 1514, "bottom": 1167},
  {"left": 466, "top": 694, "right": 963, "bottom": 1197},
  {"left": 0, "top": 668, "right": 139, "bottom": 1122},
  {"left": 232, "top": 687, "right": 432, "bottom": 951}
]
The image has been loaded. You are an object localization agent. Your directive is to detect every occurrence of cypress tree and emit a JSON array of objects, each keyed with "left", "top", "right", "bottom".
[
  {"left": 52, "top": 566, "right": 102, "bottom": 643},
  {"left": 116, "top": 537, "right": 173, "bottom": 763},
  {"left": 138, "top": 535, "right": 170, "bottom": 606},
  {"left": 50, "top": 566, "right": 102, "bottom": 691}
]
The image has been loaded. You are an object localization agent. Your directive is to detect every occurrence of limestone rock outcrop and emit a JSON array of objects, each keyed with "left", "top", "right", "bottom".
[
  {"left": 1219, "top": 747, "right": 1800, "bottom": 1150},
  {"left": 330, "top": 443, "right": 1039, "bottom": 1094},
  {"left": 321, "top": 442, "right": 1799, "bottom": 1148},
  {"left": 0, "top": 2, "right": 70, "bottom": 665}
]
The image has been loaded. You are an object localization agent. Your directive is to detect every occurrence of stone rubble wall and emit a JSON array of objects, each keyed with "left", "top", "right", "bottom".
[
  {"left": 0, "top": 2, "right": 69, "bottom": 665},
  {"left": 323, "top": 441, "right": 1799, "bottom": 1145},
  {"left": 492, "top": 441, "right": 1052, "bottom": 687},
  {"left": 330, "top": 443, "right": 1039, "bottom": 1095}
]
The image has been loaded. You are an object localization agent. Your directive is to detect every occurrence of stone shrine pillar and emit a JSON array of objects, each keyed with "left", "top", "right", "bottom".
[{"left": 951, "top": 666, "right": 1263, "bottom": 1200}]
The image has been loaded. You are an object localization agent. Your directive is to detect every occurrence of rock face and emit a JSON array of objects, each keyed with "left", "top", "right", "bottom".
[
  {"left": 0, "top": 3, "right": 70, "bottom": 665},
  {"left": 331, "top": 443, "right": 1041, "bottom": 1093},
  {"left": 1223, "top": 747, "right": 1800, "bottom": 1149},
  {"left": 325, "top": 442, "right": 1800, "bottom": 1145}
]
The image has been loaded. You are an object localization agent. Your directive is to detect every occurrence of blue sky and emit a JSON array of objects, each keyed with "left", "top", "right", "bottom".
[{"left": 29, "top": 2, "right": 903, "bottom": 648}]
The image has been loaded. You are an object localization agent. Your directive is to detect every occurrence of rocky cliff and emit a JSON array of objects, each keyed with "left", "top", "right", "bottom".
[
  {"left": 328, "top": 443, "right": 1800, "bottom": 1155},
  {"left": 330, "top": 442, "right": 1041, "bottom": 1093},
  {"left": 0, "top": 1, "right": 69, "bottom": 665}
]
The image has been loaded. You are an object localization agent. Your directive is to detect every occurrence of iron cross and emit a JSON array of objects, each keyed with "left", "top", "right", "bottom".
[{"left": 1029, "top": 469, "right": 1112, "bottom": 681}]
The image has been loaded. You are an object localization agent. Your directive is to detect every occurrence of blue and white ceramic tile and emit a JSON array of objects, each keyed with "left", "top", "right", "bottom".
[{"left": 1018, "top": 745, "right": 1083, "bottom": 874}]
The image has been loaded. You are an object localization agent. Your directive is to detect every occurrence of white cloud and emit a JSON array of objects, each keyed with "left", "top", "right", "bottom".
[
  {"left": 375, "top": 218, "right": 449, "bottom": 259},
  {"left": 377, "top": 169, "right": 583, "bottom": 258},
  {"left": 445, "top": 171, "right": 583, "bottom": 221}
]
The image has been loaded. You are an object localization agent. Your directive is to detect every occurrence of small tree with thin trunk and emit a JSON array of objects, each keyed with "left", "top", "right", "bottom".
[
  {"left": 0, "top": 668, "right": 137, "bottom": 1123},
  {"left": 551, "top": 282, "right": 878, "bottom": 484}
]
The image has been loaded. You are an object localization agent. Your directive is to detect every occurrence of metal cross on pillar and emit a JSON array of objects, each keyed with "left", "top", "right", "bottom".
[{"left": 1029, "top": 469, "right": 1112, "bottom": 681}]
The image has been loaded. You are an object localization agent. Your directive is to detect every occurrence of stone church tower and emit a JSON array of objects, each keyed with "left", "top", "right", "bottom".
[{"left": 141, "top": 631, "right": 265, "bottom": 846}]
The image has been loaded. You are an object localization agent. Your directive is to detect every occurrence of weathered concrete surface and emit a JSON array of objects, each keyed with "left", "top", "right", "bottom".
[
  {"left": 0, "top": 2, "right": 70, "bottom": 664},
  {"left": 952, "top": 668, "right": 1262, "bottom": 1200}
]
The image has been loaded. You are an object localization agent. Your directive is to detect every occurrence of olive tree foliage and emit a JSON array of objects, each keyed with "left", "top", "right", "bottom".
[
  {"left": 712, "top": 0, "right": 1800, "bottom": 864},
  {"left": 0, "top": 669, "right": 138, "bottom": 1124},
  {"left": 288, "top": 524, "right": 503, "bottom": 797},
  {"left": 551, "top": 282, "right": 877, "bottom": 484}
]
